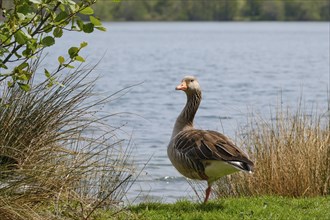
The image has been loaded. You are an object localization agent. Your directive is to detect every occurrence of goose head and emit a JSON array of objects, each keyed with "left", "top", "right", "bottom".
[{"left": 175, "top": 76, "right": 201, "bottom": 95}]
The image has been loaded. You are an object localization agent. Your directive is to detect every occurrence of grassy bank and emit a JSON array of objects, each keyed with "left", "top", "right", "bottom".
[{"left": 102, "top": 196, "right": 330, "bottom": 219}]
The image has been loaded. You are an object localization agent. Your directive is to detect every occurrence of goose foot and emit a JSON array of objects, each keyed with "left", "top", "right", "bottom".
[{"left": 204, "top": 185, "right": 211, "bottom": 203}]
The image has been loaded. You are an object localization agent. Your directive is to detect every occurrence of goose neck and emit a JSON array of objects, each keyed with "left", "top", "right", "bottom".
[{"left": 171, "top": 91, "right": 201, "bottom": 138}]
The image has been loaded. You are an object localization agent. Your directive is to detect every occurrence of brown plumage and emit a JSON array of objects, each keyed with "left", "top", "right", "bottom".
[{"left": 167, "top": 76, "right": 254, "bottom": 203}]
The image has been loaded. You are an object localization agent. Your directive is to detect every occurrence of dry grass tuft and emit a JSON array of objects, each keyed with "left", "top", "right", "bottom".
[
  {"left": 216, "top": 102, "right": 330, "bottom": 198},
  {"left": 0, "top": 66, "right": 135, "bottom": 219}
]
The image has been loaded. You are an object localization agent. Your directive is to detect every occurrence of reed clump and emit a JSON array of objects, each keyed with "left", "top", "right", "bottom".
[
  {"left": 216, "top": 102, "right": 330, "bottom": 197},
  {"left": 0, "top": 66, "right": 134, "bottom": 219}
]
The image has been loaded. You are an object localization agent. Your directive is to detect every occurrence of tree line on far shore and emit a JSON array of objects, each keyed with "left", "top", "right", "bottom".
[{"left": 93, "top": 0, "right": 330, "bottom": 21}]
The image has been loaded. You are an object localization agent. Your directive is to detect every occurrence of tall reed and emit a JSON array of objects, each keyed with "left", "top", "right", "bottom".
[
  {"left": 215, "top": 101, "right": 330, "bottom": 197},
  {"left": 0, "top": 66, "right": 135, "bottom": 219}
]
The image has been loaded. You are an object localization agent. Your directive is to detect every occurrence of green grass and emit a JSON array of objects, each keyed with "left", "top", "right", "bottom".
[{"left": 104, "top": 196, "right": 330, "bottom": 220}]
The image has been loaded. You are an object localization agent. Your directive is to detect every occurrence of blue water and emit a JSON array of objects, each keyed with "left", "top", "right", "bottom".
[{"left": 45, "top": 22, "right": 329, "bottom": 203}]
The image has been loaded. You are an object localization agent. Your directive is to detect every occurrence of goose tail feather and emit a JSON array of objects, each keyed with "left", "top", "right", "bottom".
[{"left": 227, "top": 161, "right": 254, "bottom": 173}]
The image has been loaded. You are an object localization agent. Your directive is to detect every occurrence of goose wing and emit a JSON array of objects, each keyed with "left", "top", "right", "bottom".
[{"left": 173, "top": 129, "right": 254, "bottom": 172}]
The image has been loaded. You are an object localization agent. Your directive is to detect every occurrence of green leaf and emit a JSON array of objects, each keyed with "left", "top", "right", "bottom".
[
  {"left": 80, "top": 7, "right": 94, "bottom": 15},
  {"left": 0, "top": 34, "right": 9, "bottom": 44},
  {"left": 18, "top": 83, "right": 31, "bottom": 92},
  {"left": 95, "top": 26, "right": 107, "bottom": 32},
  {"left": 26, "top": 39, "right": 37, "bottom": 51},
  {"left": 83, "top": 23, "right": 94, "bottom": 33},
  {"left": 44, "top": 24, "right": 53, "bottom": 33},
  {"left": 17, "top": 3, "right": 33, "bottom": 15},
  {"left": 42, "top": 36, "right": 55, "bottom": 47},
  {"left": 0, "top": 62, "right": 8, "bottom": 69},
  {"left": 80, "top": 41, "right": 88, "bottom": 48},
  {"left": 14, "top": 30, "right": 28, "bottom": 45},
  {"left": 55, "top": 11, "right": 69, "bottom": 23},
  {"left": 58, "top": 56, "right": 65, "bottom": 64},
  {"left": 17, "top": 12, "right": 26, "bottom": 20},
  {"left": 75, "top": 55, "right": 85, "bottom": 62},
  {"left": 68, "top": 47, "right": 79, "bottom": 59},
  {"left": 14, "top": 51, "right": 22, "bottom": 59},
  {"left": 22, "top": 48, "right": 32, "bottom": 57},
  {"left": 47, "top": 81, "right": 54, "bottom": 88},
  {"left": 63, "top": 64, "right": 75, "bottom": 69},
  {"left": 17, "top": 72, "right": 30, "bottom": 81},
  {"left": 76, "top": 18, "right": 84, "bottom": 30},
  {"left": 69, "top": 3, "right": 77, "bottom": 12},
  {"left": 67, "top": 0, "right": 76, "bottom": 5},
  {"left": 44, "top": 69, "right": 51, "bottom": 78},
  {"left": 17, "top": 62, "right": 29, "bottom": 70},
  {"left": 59, "top": 4, "right": 65, "bottom": 12},
  {"left": 53, "top": 27, "right": 63, "bottom": 38},
  {"left": 29, "top": 0, "right": 42, "bottom": 4},
  {"left": 89, "top": 16, "right": 102, "bottom": 26},
  {"left": 7, "top": 81, "right": 14, "bottom": 87}
]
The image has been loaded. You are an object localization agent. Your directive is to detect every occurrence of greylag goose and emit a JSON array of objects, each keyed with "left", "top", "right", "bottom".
[{"left": 167, "top": 76, "right": 254, "bottom": 203}]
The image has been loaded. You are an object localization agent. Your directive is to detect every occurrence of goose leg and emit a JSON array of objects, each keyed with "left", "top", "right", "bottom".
[{"left": 204, "top": 185, "right": 212, "bottom": 203}]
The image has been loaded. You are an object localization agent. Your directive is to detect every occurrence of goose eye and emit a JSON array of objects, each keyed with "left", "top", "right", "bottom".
[{"left": 190, "top": 79, "right": 194, "bottom": 82}]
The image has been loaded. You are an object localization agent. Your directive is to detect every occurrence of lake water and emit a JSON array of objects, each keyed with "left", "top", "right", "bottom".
[{"left": 48, "top": 22, "right": 329, "bottom": 203}]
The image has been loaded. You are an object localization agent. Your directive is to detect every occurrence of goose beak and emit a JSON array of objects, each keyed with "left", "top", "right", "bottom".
[{"left": 176, "top": 81, "right": 187, "bottom": 91}]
